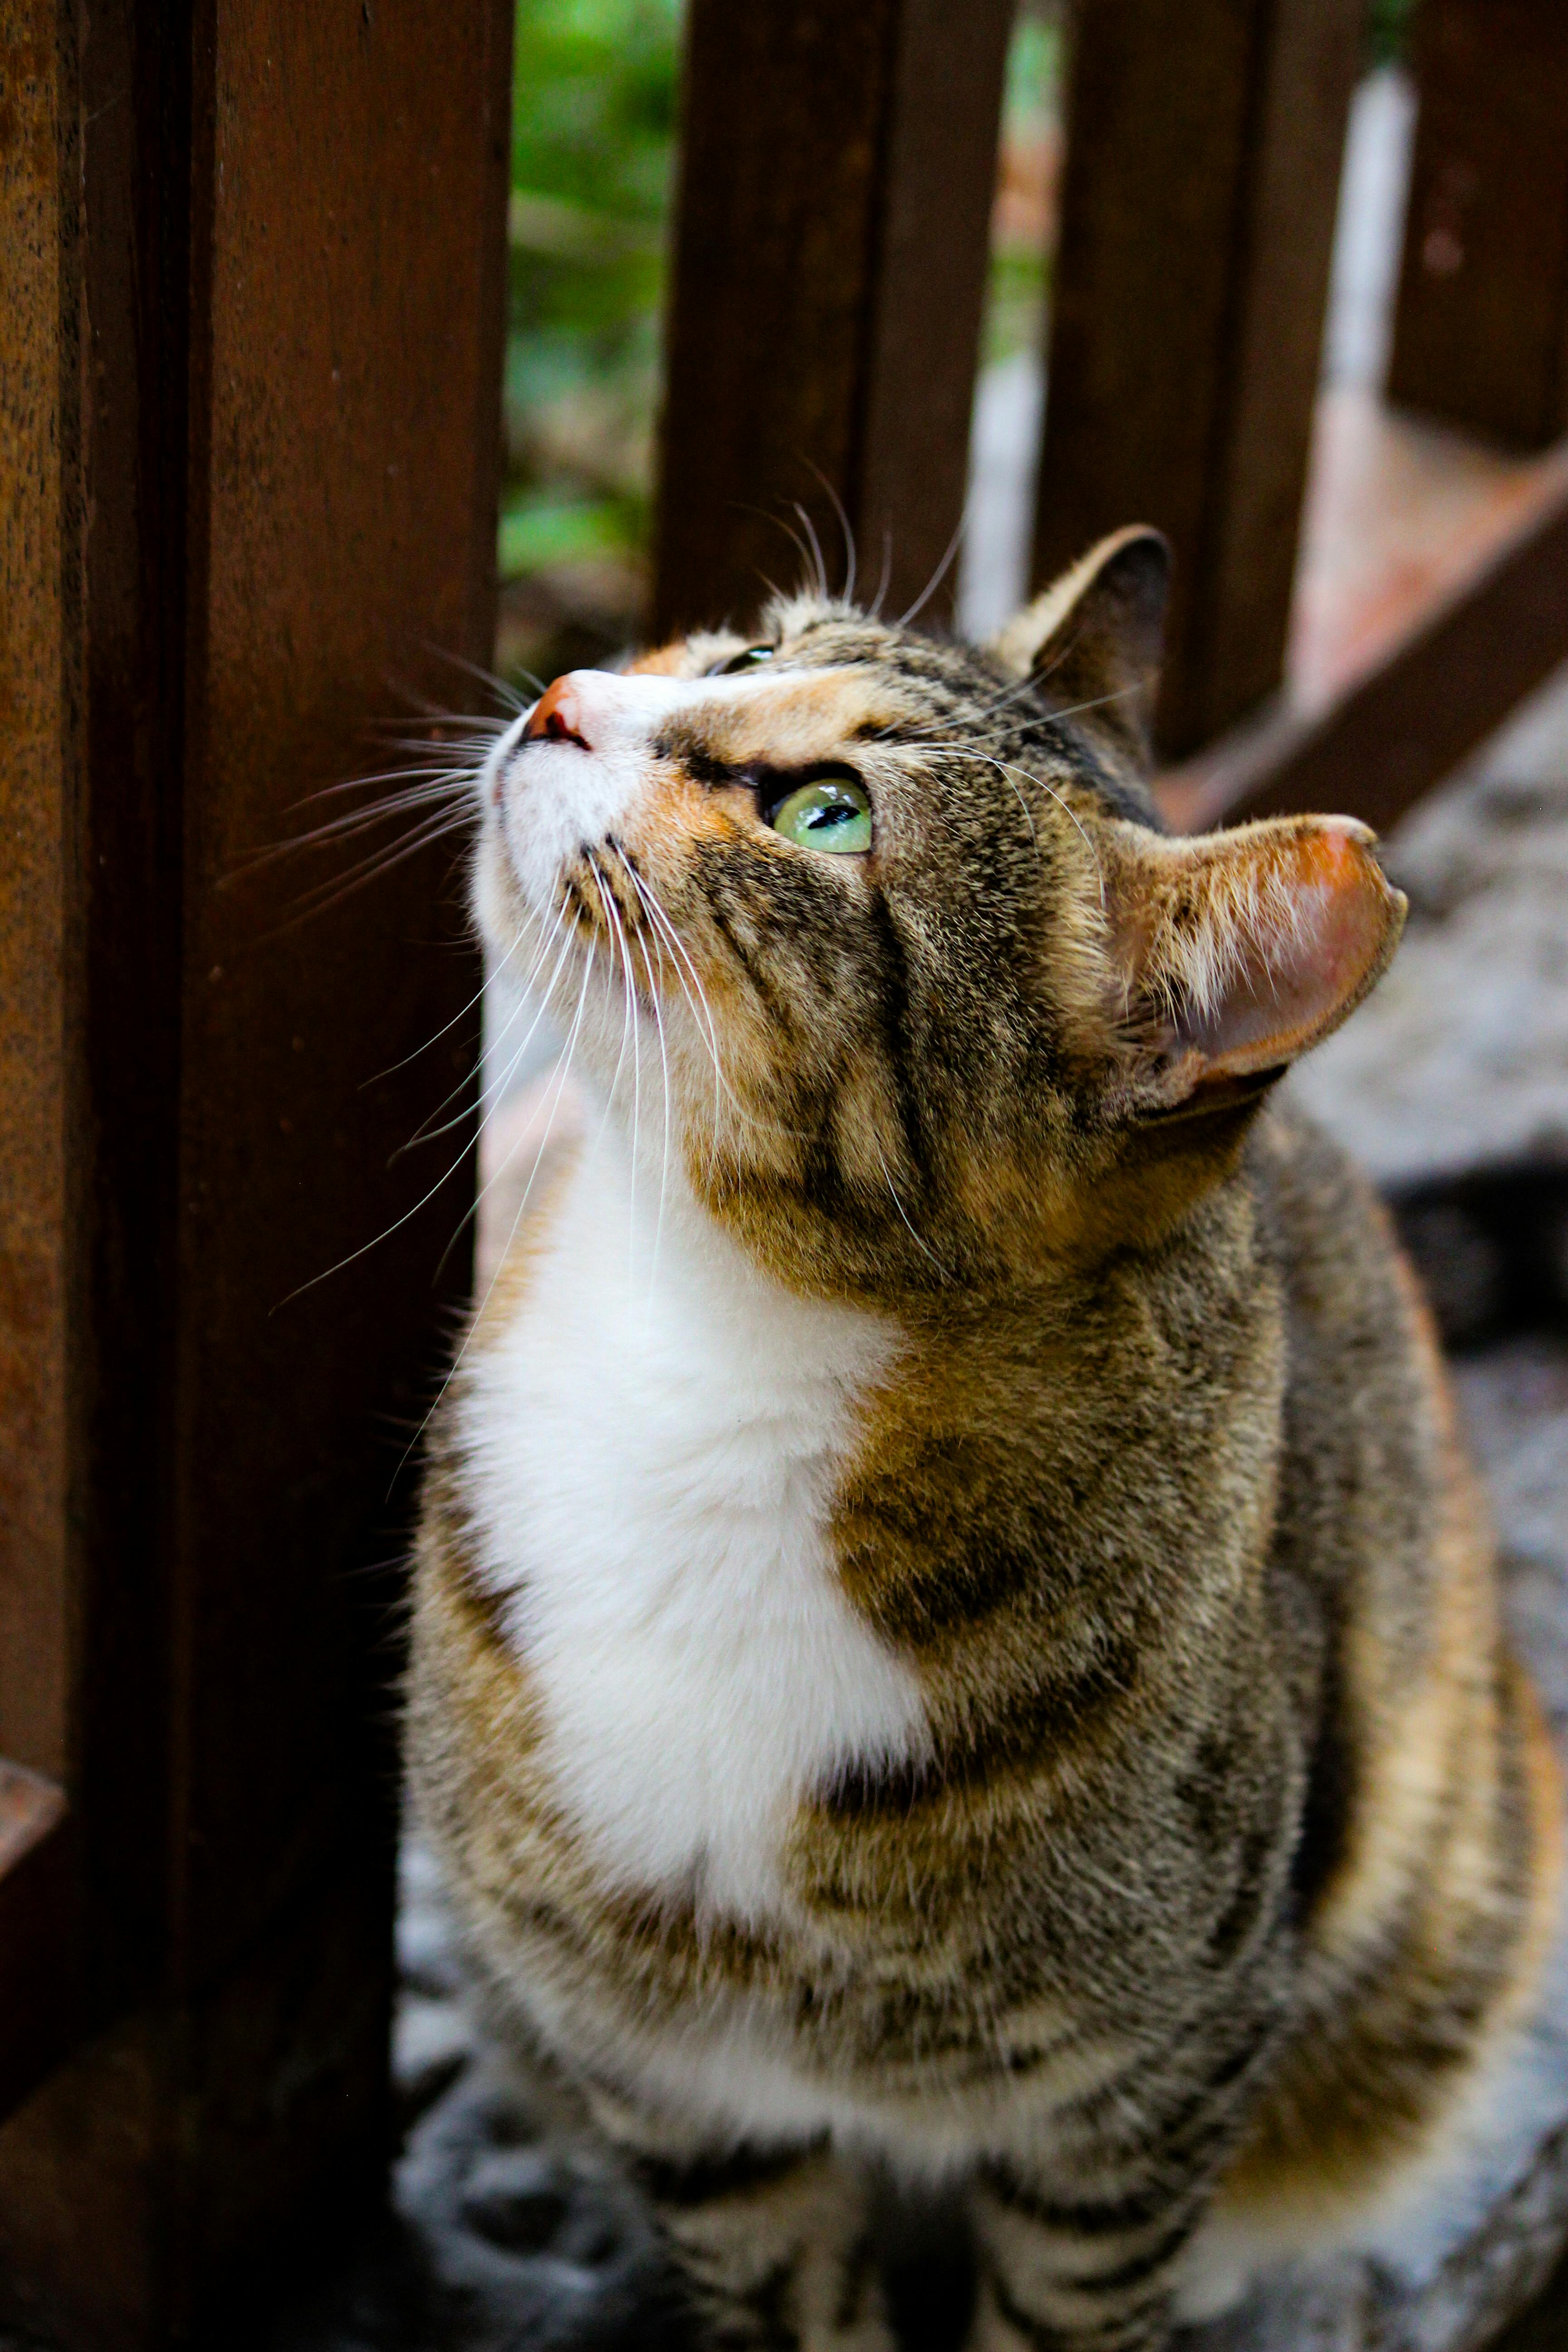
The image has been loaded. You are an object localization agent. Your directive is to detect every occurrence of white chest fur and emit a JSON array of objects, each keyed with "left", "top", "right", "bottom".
[{"left": 457, "top": 1136, "right": 930, "bottom": 1922}]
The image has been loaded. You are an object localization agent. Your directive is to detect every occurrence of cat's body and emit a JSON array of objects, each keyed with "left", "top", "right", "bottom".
[{"left": 409, "top": 533, "right": 1561, "bottom": 2350}]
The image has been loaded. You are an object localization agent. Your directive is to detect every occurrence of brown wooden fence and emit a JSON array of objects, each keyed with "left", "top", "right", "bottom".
[{"left": 2, "top": 1, "right": 1567, "bottom": 2343}]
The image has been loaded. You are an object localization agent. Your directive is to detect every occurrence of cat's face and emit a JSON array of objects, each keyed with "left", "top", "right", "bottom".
[{"left": 474, "top": 533, "right": 1404, "bottom": 1302}]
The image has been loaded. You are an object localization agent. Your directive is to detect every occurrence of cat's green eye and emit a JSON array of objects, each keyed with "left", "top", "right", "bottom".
[
  {"left": 767, "top": 777, "right": 872, "bottom": 855},
  {"left": 714, "top": 645, "right": 774, "bottom": 676}
]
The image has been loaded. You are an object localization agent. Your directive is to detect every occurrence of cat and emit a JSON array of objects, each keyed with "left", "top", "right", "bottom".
[{"left": 407, "top": 526, "right": 1563, "bottom": 2352}]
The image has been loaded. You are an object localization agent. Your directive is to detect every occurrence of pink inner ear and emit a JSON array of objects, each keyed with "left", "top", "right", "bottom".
[{"left": 1179, "top": 825, "right": 1403, "bottom": 1081}]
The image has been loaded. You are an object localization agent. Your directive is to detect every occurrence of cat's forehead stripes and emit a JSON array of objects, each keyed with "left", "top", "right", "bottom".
[
  {"left": 652, "top": 670, "right": 913, "bottom": 773},
  {"left": 523, "top": 660, "right": 920, "bottom": 775}
]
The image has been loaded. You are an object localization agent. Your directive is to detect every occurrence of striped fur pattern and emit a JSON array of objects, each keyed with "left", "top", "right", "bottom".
[{"left": 408, "top": 530, "right": 1562, "bottom": 2350}]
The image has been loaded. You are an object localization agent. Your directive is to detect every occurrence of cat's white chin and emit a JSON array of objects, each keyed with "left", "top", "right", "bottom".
[{"left": 499, "top": 732, "right": 647, "bottom": 913}]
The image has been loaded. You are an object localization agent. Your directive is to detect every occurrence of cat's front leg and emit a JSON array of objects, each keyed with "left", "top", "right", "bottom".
[
  {"left": 590, "top": 2092, "right": 893, "bottom": 2352},
  {"left": 967, "top": 2159, "right": 1200, "bottom": 2352}
]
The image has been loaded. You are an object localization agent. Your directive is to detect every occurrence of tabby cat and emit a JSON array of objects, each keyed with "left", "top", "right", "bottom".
[{"left": 407, "top": 528, "right": 1562, "bottom": 2351}]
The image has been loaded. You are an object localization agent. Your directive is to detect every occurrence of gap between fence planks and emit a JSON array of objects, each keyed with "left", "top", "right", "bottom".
[{"left": 1158, "top": 441, "right": 1568, "bottom": 835}]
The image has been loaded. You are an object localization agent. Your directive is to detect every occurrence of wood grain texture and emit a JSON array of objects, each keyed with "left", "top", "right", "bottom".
[
  {"left": 0, "top": 1765, "right": 71, "bottom": 2121},
  {"left": 0, "top": 0, "right": 513, "bottom": 2338},
  {"left": 1034, "top": 0, "right": 1359, "bottom": 756},
  {"left": 1389, "top": 0, "right": 1568, "bottom": 451},
  {"left": 1157, "top": 445, "right": 1568, "bottom": 835},
  {"left": 855, "top": 0, "right": 1016, "bottom": 626},
  {"left": 0, "top": 0, "right": 76, "bottom": 1784},
  {"left": 653, "top": 0, "right": 1010, "bottom": 638}
]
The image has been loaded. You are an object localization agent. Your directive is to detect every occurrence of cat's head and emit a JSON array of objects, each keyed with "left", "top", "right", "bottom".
[{"left": 474, "top": 529, "right": 1405, "bottom": 1301}]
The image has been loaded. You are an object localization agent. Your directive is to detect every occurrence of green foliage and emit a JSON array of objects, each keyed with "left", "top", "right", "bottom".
[
  {"left": 1006, "top": 6, "right": 1059, "bottom": 135},
  {"left": 500, "top": 0, "right": 681, "bottom": 584},
  {"left": 1365, "top": 0, "right": 1417, "bottom": 67},
  {"left": 981, "top": 1, "right": 1062, "bottom": 367},
  {"left": 497, "top": 0, "right": 1069, "bottom": 586},
  {"left": 511, "top": 0, "right": 679, "bottom": 221}
]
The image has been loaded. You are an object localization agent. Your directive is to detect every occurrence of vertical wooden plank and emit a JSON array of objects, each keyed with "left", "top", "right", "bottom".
[
  {"left": 1158, "top": 454, "right": 1568, "bottom": 834},
  {"left": 0, "top": 0, "right": 514, "bottom": 2339},
  {"left": 0, "top": 0, "right": 75, "bottom": 1786},
  {"left": 1388, "top": 0, "right": 1568, "bottom": 450},
  {"left": 176, "top": 0, "right": 510, "bottom": 1998},
  {"left": 72, "top": 0, "right": 197, "bottom": 2035},
  {"left": 653, "top": 0, "right": 898, "bottom": 636},
  {"left": 653, "top": 0, "right": 1011, "bottom": 639},
  {"left": 1200, "top": 0, "right": 1364, "bottom": 734},
  {"left": 856, "top": 0, "right": 1016, "bottom": 622},
  {"left": 1033, "top": 0, "right": 1359, "bottom": 756}
]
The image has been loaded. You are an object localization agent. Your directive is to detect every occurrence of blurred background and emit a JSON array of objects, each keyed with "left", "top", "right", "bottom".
[
  {"left": 493, "top": 0, "right": 1066, "bottom": 682},
  {"left": 494, "top": 0, "right": 1426, "bottom": 672}
]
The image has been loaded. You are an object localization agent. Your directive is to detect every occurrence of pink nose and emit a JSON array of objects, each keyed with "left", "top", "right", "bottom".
[{"left": 524, "top": 673, "right": 592, "bottom": 749}]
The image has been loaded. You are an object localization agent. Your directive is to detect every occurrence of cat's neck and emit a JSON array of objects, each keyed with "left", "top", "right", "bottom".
[{"left": 568, "top": 1113, "right": 898, "bottom": 1403}]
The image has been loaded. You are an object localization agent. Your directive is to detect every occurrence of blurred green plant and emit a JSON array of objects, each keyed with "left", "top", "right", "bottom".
[
  {"left": 499, "top": 0, "right": 1070, "bottom": 610},
  {"left": 500, "top": 0, "right": 681, "bottom": 591},
  {"left": 1365, "top": 0, "right": 1418, "bottom": 68},
  {"left": 982, "top": 2, "right": 1063, "bottom": 368}
]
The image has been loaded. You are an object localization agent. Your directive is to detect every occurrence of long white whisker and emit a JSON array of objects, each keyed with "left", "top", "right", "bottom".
[
  {"left": 587, "top": 867, "right": 636, "bottom": 1157},
  {"left": 274, "top": 1046, "right": 505, "bottom": 1308},
  {"left": 642, "top": 913, "right": 721, "bottom": 1182},
  {"left": 620, "top": 863, "right": 806, "bottom": 1157},
  {"left": 875, "top": 1142, "right": 951, "bottom": 1281},
  {"left": 473, "top": 921, "right": 596, "bottom": 1275},
  {"left": 417, "top": 641, "right": 533, "bottom": 714},
  {"left": 272, "top": 805, "right": 478, "bottom": 921},
  {"left": 429, "top": 919, "right": 592, "bottom": 1286},
  {"left": 410, "top": 1020, "right": 539, "bottom": 1158},
  {"left": 362, "top": 926, "right": 523, "bottom": 1092},
  {"left": 870, "top": 526, "right": 894, "bottom": 619},
  {"left": 627, "top": 867, "right": 813, "bottom": 1148},
  {"left": 793, "top": 500, "right": 829, "bottom": 601},
  {"left": 287, "top": 762, "right": 485, "bottom": 810},
  {"left": 240, "top": 778, "right": 475, "bottom": 884},
  {"left": 807, "top": 460, "right": 857, "bottom": 605},
  {"left": 401, "top": 934, "right": 598, "bottom": 1475},
  {"left": 395, "top": 901, "right": 573, "bottom": 1155},
  {"left": 623, "top": 876, "right": 643, "bottom": 1285},
  {"left": 623, "top": 869, "right": 724, "bottom": 1166},
  {"left": 658, "top": 952, "right": 720, "bottom": 1187},
  {"left": 421, "top": 975, "right": 564, "bottom": 1224},
  {"left": 896, "top": 507, "right": 967, "bottom": 629},
  {"left": 268, "top": 780, "right": 476, "bottom": 857},
  {"left": 629, "top": 901, "right": 673, "bottom": 1307}
]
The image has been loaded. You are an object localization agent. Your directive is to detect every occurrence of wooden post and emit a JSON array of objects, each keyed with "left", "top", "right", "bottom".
[
  {"left": 1388, "top": 0, "right": 1568, "bottom": 450},
  {"left": 1159, "top": 449, "right": 1568, "bottom": 833},
  {"left": 1033, "top": 0, "right": 1361, "bottom": 757},
  {"left": 653, "top": 0, "right": 1014, "bottom": 640},
  {"left": 0, "top": 1, "right": 510, "bottom": 2342}
]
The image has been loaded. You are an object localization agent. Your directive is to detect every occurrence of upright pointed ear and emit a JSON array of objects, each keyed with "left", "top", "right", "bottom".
[
  {"left": 1100, "top": 814, "right": 1407, "bottom": 1116},
  {"left": 990, "top": 525, "right": 1170, "bottom": 768}
]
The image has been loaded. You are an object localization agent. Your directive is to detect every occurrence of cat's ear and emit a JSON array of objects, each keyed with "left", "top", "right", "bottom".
[
  {"left": 990, "top": 526, "right": 1170, "bottom": 766},
  {"left": 1100, "top": 814, "right": 1406, "bottom": 1115}
]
